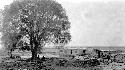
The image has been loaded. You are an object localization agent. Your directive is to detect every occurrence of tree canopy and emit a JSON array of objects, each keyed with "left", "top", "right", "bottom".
[{"left": 1, "top": 0, "right": 71, "bottom": 60}]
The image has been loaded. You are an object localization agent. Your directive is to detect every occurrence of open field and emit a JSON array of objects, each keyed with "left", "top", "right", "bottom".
[
  {"left": 0, "top": 55, "right": 124, "bottom": 70},
  {"left": 0, "top": 61, "right": 103, "bottom": 70},
  {"left": 0, "top": 60, "right": 125, "bottom": 70},
  {"left": 0, "top": 48, "right": 125, "bottom": 70},
  {"left": 0, "top": 57, "right": 125, "bottom": 70}
]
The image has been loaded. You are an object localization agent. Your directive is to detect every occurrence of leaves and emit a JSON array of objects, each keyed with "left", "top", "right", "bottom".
[{"left": 1, "top": 0, "right": 71, "bottom": 52}]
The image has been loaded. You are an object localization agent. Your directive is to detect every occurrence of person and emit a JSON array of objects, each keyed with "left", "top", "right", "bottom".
[
  {"left": 41, "top": 56, "right": 45, "bottom": 61},
  {"left": 38, "top": 55, "right": 40, "bottom": 59}
]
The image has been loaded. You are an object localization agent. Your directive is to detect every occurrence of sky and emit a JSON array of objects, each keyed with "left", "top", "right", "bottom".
[
  {"left": 59, "top": 0, "right": 125, "bottom": 47},
  {"left": 1, "top": 0, "right": 125, "bottom": 48}
]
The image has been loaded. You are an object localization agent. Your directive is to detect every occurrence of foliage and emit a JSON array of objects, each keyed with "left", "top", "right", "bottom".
[
  {"left": 1, "top": 0, "right": 71, "bottom": 59},
  {"left": 72, "top": 59, "right": 100, "bottom": 68}
]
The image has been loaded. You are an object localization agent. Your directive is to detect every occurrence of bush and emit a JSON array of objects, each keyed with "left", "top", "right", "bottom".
[
  {"left": 88, "top": 59, "right": 100, "bottom": 66},
  {"left": 56, "top": 58, "right": 68, "bottom": 67},
  {"left": 71, "top": 59, "right": 100, "bottom": 68}
]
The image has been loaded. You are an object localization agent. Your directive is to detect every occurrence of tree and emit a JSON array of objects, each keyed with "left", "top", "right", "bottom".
[
  {"left": 0, "top": 8, "right": 23, "bottom": 57},
  {"left": 1, "top": 0, "right": 71, "bottom": 60},
  {"left": 0, "top": 28, "right": 22, "bottom": 57}
]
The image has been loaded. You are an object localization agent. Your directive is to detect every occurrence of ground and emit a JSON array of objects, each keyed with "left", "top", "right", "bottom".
[
  {"left": 0, "top": 57, "right": 103, "bottom": 70},
  {"left": 0, "top": 62, "right": 102, "bottom": 70},
  {"left": 0, "top": 50, "right": 124, "bottom": 70},
  {"left": 1, "top": 56, "right": 125, "bottom": 70}
]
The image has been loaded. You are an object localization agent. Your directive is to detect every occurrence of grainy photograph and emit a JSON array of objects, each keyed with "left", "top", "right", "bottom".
[{"left": 0, "top": 0, "right": 125, "bottom": 70}]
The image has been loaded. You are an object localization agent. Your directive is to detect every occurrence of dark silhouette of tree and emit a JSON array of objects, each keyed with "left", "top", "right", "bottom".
[{"left": 1, "top": 0, "right": 71, "bottom": 60}]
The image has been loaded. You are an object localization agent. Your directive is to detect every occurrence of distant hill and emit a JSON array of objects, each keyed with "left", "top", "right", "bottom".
[
  {"left": 91, "top": 47, "right": 125, "bottom": 51},
  {"left": 65, "top": 46, "right": 125, "bottom": 51}
]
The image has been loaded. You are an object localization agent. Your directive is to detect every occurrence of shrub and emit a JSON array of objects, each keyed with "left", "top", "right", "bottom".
[
  {"left": 71, "top": 59, "right": 100, "bottom": 68},
  {"left": 56, "top": 58, "right": 68, "bottom": 67}
]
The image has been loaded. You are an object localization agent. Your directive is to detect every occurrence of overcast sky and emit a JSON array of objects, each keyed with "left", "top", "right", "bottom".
[
  {"left": 60, "top": 0, "right": 125, "bottom": 47},
  {"left": 1, "top": 0, "right": 125, "bottom": 48}
]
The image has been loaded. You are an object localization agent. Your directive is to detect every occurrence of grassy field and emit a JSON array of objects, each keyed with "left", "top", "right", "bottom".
[
  {"left": 0, "top": 62, "right": 103, "bottom": 70},
  {"left": 0, "top": 49, "right": 125, "bottom": 70},
  {"left": 1, "top": 56, "right": 125, "bottom": 70},
  {"left": 0, "top": 57, "right": 103, "bottom": 70}
]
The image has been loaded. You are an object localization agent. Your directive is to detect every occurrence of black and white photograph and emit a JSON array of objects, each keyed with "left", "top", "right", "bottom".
[{"left": 0, "top": 0, "right": 125, "bottom": 70}]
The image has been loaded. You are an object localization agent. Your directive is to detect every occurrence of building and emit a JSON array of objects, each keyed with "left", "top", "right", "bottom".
[
  {"left": 41, "top": 47, "right": 87, "bottom": 59},
  {"left": 59, "top": 48, "right": 87, "bottom": 59}
]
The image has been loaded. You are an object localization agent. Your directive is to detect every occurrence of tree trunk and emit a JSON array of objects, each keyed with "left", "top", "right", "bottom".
[
  {"left": 30, "top": 31, "right": 39, "bottom": 61},
  {"left": 9, "top": 49, "right": 13, "bottom": 58},
  {"left": 31, "top": 44, "right": 38, "bottom": 60},
  {"left": 31, "top": 49, "right": 37, "bottom": 60},
  {"left": 31, "top": 39, "right": 39, "bottom": 61}
]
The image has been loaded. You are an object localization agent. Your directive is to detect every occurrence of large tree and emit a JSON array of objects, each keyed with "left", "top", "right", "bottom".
[{"left": 1, "top": 0, "right": 71, "bottom": 60}]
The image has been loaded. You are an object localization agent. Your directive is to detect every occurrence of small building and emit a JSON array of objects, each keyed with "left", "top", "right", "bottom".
[
  {"left": 42, "top": 48, "right": 59, "bottom": 55},
  {"left": 59, "top": 48, "right": 86, "bottom": 59}
]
